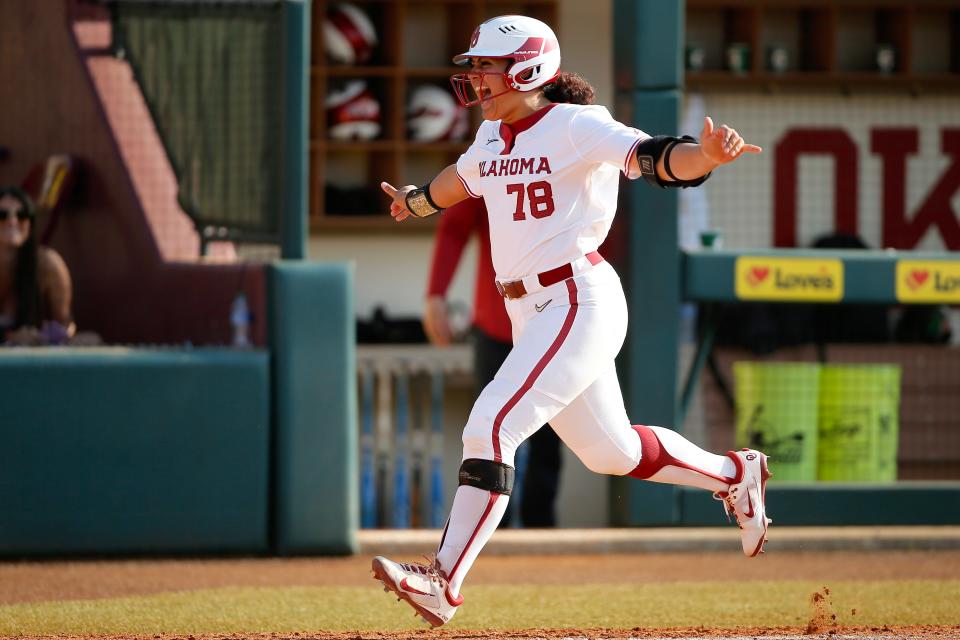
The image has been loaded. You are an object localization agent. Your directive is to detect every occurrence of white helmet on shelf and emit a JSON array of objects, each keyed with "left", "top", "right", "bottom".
[
  {"left": 326, "top": 80, "right": 381, "bottom": 141},
  {"left": 324, "top": 3, "right": 378, "bottom": 65},
  {"left": 407, "top": 85, "right": 469, "bottom": 142},
  {"left": 450, "top": 15, "right": 561, "bottom": 107}
]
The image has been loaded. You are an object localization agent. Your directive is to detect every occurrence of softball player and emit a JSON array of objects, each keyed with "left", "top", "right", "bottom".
[{"left": 375, "top": 15, "right": 769, "bottom": 627}]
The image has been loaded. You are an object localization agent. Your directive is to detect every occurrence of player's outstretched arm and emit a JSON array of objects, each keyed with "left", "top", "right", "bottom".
[
  {"left": 657, "top": 116, "right": 762, "bottom": 182},
  {"left": 381, "top": 164, "right": 470, "bottom": 222}
]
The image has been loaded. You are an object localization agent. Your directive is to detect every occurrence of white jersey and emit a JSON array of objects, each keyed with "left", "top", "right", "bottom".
[{"left": 456, "top": 103, "right": 647, "bottom": 280}]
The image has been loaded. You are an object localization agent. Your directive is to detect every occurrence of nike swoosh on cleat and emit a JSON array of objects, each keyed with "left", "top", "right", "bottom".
[
  {"left": 743, "top": 493, "right": 755, "bottom": 519},
  {"left": 535, "top": 299, "right": 552, "bottom": 313},
  {"left": 400, "top": 578, "right": 430, "bottom": 596}
]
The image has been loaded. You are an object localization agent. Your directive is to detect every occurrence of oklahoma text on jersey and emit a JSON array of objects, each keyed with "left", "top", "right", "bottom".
[{"left": 479, "top": 157, "right": 553, "bottom": 177}]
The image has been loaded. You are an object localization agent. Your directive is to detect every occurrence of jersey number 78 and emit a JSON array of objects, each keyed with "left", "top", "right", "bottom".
[{"left": 506, "top": 181, "right": 555, "bottom": 221}]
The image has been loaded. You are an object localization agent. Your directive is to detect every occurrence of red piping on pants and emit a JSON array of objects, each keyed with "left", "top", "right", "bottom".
[
  {"left": 490, "top": 278, "right": 579, "bottom": 462},
  {"left": 446, "top": 492, "right": 499, "bottom": 584}
]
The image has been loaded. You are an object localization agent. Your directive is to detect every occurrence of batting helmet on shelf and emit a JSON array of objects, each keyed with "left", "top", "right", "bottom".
[
  {"left": 324, "top": 3, "right": 378, "bottom": 65},
  {"left": 450, "top": 15, "right": 561, "bottom": 107},
  {"left": 326, "top": 80, "right": 381, "bottom": 141},
  {"left": 407, "top": 85, "right": 469, "bottom": 143}
]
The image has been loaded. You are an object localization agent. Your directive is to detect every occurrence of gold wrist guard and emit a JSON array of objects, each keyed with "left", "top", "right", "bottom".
[{"left": 405, "top": 187, "right": 441, "bottom": 218}]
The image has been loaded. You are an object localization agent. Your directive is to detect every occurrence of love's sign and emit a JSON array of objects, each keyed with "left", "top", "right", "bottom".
[
  {"left": 896, "top": 261, "right": 960, "bottom": 303},
  {"left": 735, "top": 256, "right": 844, "bottom": 302}
]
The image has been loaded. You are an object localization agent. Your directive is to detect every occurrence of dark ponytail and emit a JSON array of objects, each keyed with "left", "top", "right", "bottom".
[{"left": 542, "top": 71, "right": 596, "bottom": 106}]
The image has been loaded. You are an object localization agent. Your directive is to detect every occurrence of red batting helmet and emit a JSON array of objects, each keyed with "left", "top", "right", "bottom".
[
  {"left": 407, "top": 85, "right": 469, "bottom": 142},
  {"left": 326, "top": 81, "right": 381, "bottom": 140},
  {"left": 324, "top": 3, "right": 378, "bottom": 65},
  {"left": 450, "top": 15, "right": 561, "bottom": 107}
]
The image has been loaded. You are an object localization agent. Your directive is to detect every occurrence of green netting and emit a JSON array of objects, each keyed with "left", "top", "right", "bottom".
[
  {"left": 111, "top": 1, "right": 283, "bottom": 240},
  {"left": 734, "top": 362, "right": 821, "bottom": 482},
  {"left": 818, "top": 364, "right": 902, "bottom": 482}
]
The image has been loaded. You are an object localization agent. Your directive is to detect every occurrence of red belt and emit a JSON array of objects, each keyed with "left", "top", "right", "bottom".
[{"left": 496, "top": 252, "right": 604, "bottom": 300}]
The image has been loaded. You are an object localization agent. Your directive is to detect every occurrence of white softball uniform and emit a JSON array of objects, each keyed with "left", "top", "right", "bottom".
[
  {"left": 457, "top": 103, "right": 646, "bottom": 281},
  {"left": 382, "top": 18, "right": 770, "bottom": 618},
  {"left": 454, "top": 102, "right": 646, "bottom": 469},
  {"left": 435, "top": 102, "right": 738, "bottom": 599}
]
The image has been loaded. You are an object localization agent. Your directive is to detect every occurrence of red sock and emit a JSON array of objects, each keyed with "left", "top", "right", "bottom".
[{"left": 628, "top": 424, "right": 735, "bottom": 492}]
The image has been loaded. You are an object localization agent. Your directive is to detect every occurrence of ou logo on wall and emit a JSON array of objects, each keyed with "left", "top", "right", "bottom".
[{"left": 775, "top": 128, "right": 960, "bottom": 250}]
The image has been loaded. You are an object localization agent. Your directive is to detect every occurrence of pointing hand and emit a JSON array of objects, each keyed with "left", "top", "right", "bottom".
[{"left": 381, "top": 182, "right": 416, "bottom": 222}]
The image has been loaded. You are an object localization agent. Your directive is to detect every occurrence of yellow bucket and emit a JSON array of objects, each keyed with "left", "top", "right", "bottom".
[
  {"left": 734, "top": 362, "right": 821, "bottom": 482},
  {"left": 817, "top": 364, "right": 901, "bottom": 482}
]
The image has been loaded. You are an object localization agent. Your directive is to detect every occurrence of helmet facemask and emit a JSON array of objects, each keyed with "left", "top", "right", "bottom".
[
  {"left": 450, "top": 62, "right": 558, "bottom": 108},
  {"left": 449, "top": 16, "right": 562, "bottom": 108},
  {"left": 450, "top": 68, "right": 513, "bottom": 108}
]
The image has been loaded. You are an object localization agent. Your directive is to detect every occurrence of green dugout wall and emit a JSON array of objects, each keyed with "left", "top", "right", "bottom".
[
  {"left": 270, "top": 262, "right": 358, "bottom": 555},
  {"left": 611, "top": 0, "right": 684, "bottom": 526},
  {"left": 0, "top": 350, "right": 271, "bottom": 555},
  {"left": 0, "top": 262, "right": 356, "bottom": 556}
]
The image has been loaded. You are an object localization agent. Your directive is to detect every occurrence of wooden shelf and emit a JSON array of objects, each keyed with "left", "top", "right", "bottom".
[
  {"left": 320, "top": 66, "right": 400, "bottom": 77},
  {"left": 405, "top": 67, "right": 464, "bottom": 78},
  {"left": 315, "top": 66, "right": 464, "bottom": 78},
  {"left": 688, "top": 0, "right": 959, "bottom": 8},
  {"left": 310, "top": 212, "right": 440, "bottom": 235},
  {"left": 686, "top": 70, "right": 960, "bottom": 91},
  {"left": 685, "top": 0, "right": 960, "bottom": 88},
  {"left": 405, "top": 142, "right": 471, "bottom": 152},
  {"left": 311, "top": 140, "right": 469, "bottom": 152},
  {"left": 313, "top": 140, "right": 401, "bottom": 152},
  {"left": 310, "top": 0, "right": 558, "bottom": 232}
]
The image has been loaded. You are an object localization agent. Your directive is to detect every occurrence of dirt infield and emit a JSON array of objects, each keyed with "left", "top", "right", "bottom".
[
  {"left": 7, "top": 629, "right": 960, "bottom": 639},
  {"left": 4, "top": 551, "right": 960, "bottom": 605},
  {"left": 3, "top": 551, "right": 959, "bottom": 639}
]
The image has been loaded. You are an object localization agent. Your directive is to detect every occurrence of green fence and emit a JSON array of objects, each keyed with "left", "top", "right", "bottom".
[{"left": 109, "top": 0, "right": 308, "bottom": 256}]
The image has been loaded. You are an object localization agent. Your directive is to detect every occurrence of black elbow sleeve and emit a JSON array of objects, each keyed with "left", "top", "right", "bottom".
[{"left": 635, "top": 134, "right": 711, "bottom": 189}]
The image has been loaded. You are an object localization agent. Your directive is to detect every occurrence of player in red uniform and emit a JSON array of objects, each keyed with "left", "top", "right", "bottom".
[{"left": 375, "top": 15, "right": 769, "bottom": 627}]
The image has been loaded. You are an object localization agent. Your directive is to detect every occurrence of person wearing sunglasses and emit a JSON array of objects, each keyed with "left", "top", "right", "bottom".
[{"left": 0, "top": 185, "right": 75, "bottom": 345}]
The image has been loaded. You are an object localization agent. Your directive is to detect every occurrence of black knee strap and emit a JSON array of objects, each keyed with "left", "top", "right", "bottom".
[{"left": 458, "top": 458, "right": 515, "bottom": 495}]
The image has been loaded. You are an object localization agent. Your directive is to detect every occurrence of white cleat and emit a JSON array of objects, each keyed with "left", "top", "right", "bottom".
[
  {"left": 371, "top": 555, "right": 462, "bottom": 627},
  {"left": 715, "top": 448, "right": 772, "bottom": 557}
]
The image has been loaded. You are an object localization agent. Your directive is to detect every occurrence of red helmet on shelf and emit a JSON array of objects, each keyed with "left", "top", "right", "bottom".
[
  {"left": 324, "top": 3, "right": 378, "bottom": 65},
  {"left": 407, "top": 85, "right": 469, "bottom": 142},
  {"left": 326, "top": 81, "right": 381, "bottom": 141}
]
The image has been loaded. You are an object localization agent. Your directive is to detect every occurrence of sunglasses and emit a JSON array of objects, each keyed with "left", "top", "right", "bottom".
[{"left": 0, "top": 208, "right": 30, "bottom": 222}]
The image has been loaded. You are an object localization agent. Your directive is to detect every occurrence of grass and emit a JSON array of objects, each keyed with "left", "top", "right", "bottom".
[{"left": 0, "top": 580, "right": 958, "bottom": 635}]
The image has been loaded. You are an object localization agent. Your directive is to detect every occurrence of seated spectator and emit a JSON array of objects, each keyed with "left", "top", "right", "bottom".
[{"left": 0, "top": 186, "right": 76, "bottom": 345}]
